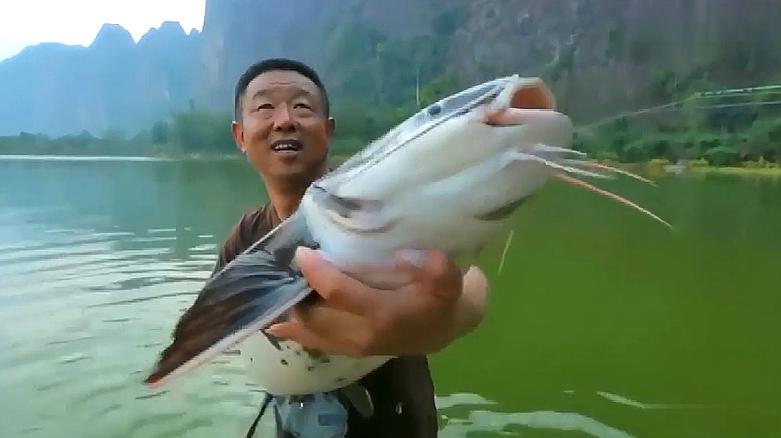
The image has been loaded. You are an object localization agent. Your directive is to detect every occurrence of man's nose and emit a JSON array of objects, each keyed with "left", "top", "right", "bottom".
[{"left": 272, "top": 104, "right": 296, "bottom": 132}]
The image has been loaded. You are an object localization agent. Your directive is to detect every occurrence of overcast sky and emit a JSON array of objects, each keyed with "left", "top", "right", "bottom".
[{"left": 0, "top": 0, "right": 206, "bottom": 61}]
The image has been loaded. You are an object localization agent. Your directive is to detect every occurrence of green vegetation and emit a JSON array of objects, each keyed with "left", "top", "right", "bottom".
[
  {"left": 1, "top": 3, "right": 779, "bottom": 166},
  {"left": 574, "top": 85, "right": 781, "bottom": 169},
  {"left": 0, "top": 6, "right": 469, "bottom": 159},
  {"left": 0, "top": 110, "right": 237, "bottom": 158},
  {"left": 3, "top": 89, "right": 780, "bottom": 168}
]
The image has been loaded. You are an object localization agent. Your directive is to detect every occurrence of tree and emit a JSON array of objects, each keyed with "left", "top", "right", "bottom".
[{"left": 151, "top": 121, "right": 169, "bottom": 145}]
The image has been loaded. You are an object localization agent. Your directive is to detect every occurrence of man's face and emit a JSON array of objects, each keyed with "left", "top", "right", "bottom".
[{"left": 232, "top": 70, "right": 334, "bottom": 187}]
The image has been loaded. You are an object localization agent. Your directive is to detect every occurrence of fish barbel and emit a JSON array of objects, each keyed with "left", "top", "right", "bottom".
[{"left": 144, "top": 74, "right": 669, "bottom": 394}]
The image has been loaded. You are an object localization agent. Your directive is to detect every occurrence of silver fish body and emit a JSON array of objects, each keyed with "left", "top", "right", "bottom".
[
  {"left": 147, "top": 74, "right": 662, "bottom": 396},
  {"left": 239, "top": 76, "right": 574, "bottom": 394}
]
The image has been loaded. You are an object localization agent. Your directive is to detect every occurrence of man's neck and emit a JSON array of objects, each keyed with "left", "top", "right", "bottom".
[
  {"left": 267, "top": 184, "right": 307, "bottom": 220},
  {"left": 265, "top": 166, "right": 327, "bottom": 220}
]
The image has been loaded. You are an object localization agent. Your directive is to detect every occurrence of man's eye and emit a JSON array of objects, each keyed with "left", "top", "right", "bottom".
[
  {"left": 294, "top": 103, "right": 312, "bottom": 110},
  {"left": 257, "top": 103, "right": 273, "bottom": 110}
]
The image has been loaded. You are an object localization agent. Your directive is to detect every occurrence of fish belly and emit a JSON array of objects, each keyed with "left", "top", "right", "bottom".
[{"left": 240, "top": 333, "right": 391, "bottom": 395}]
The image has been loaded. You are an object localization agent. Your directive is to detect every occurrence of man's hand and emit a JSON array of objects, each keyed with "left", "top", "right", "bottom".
[{"left": 266, "top": 247, "right": 489, "bottom": 357}]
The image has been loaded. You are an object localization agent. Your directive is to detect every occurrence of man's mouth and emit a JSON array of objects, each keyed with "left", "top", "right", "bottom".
[{"left": 271, "top": 140, "right": 303, "bottom": 153}]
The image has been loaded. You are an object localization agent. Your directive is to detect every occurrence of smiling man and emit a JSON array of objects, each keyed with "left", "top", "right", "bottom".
[{"left": 220, "top": 58, "right": 490, "bottom": 438}]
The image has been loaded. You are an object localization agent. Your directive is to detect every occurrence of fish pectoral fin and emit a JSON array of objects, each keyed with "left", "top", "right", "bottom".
[
  {"left": 475, "top": 196, "right": 532, "bottom": 221},
  {"left": 144, "top": 250, "right": 312, "bottom": 388},
  {"left": 145, "top": 213, "right": 316, "bottom": 388}
]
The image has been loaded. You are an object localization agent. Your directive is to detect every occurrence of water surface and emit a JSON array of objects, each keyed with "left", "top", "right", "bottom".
[{"left": 0, "top": 158, "right": 778, "bottom": 437}]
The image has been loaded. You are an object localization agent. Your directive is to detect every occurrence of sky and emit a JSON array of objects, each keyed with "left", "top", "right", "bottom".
[{"left": 0, "top": 0, "right": 206, "bottom": 61}]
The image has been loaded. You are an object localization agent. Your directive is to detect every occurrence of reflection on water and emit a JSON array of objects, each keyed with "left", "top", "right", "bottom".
[
  {"left": 441, "top": 410, "right": 635, "bottom": 438},
  {"left": 436, "top": 392, "right": 644, "bottom": 437},
  {"left": 0, "top": 222, "right": 278, "bottom": 437},
  {"left": 0, "top": 159, "right": 272, "bottom": 438},
  {"left": 0, "top": 159, "right": 779, "bottom": 437}
]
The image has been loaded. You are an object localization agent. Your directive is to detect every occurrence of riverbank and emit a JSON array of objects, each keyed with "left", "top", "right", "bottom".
[
  {"left": 689, "top": 166, "right": 781, "bottom": 177},
  {"left": 634, "top": 158, "right": 781, "bottom": 178},
  {"left": 3, "top": 153, "right": 781, "bottom": 177},
  {"left": 0, "top": 153, "right": 244, "bottom": 162}
]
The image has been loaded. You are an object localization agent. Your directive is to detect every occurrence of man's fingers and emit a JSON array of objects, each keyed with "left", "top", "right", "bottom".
[
  {"left": 265, "top": 321, "right": 298, "bottom": 340},
  {"left": 267, "top": 305, "right": 376, "bottom": 357},
  {"left": 393, "top": 249, "right": 429, "bottom": 270},
  {"left": 462, "top": 265, "right": 489, "bottom": 313},
  {"left": 395, "top": 249, "right": 462, "bottom": 298},
  {"left": 395, "top": 249, "right": 447, "bottom": 279},
  {"left": 296, "top": 247, "right": 379, "bottom": 315},
  {"left": 266, "top": 320, "right": 330, "bottom": 352},
  {"left": 342, "top": 266, "right": 414, "bottom": 290}
]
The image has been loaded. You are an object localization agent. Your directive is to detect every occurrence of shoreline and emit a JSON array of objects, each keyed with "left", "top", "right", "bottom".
[
  {"left": 2, "top": 153, "right": 780, "bottom": 177},
  {"left": 687, "top": 166, "right": 781, "bottom": 177},
  {"left": 633, "top": 159, "right": 781, "bottom": 177},
  {"left": 0, "top": 154, "right": 243, "bottom": 162}
]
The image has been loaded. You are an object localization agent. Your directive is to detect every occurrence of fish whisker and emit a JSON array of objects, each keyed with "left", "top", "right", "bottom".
[
  {"left": 531, "top": 144, "right": 588, "bottom": 157},
  {"left": 554, "top": 173, "right": 673, "bottom": 229},
  {"left": 513, "top": 150, "right": 611, "bottom": 180},
  {"left": 562, "top": 159, "right": 657, "bottom": 186},
  {"left": 497, "top": 229, "right": 514, "bottom": 275}
]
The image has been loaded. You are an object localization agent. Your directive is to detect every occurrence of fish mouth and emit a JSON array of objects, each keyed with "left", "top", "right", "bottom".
[
  {"left": 485, "top": 79, "right": 557, "bottom": 126},
  {"left": 509, "top": 81, "right": 555, "bottom": 111},
  {"left": 270, "top": 139, "right": 304, "bottom": 153}
]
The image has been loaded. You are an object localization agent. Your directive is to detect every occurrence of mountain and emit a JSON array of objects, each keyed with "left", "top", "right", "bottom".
[
  {"left": 0, "top": 22, "right": 200, "bottom": 137},
  {"left": 194, "top": 0, "right": 781, "bottom": 128},
  {"left": 1, "top": 0, "right": 780, "bottom": 136}
]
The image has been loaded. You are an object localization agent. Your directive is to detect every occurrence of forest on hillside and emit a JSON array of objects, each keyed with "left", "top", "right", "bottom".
[{"left": 2, "top": 0, "right": 780, "bottom": 167}]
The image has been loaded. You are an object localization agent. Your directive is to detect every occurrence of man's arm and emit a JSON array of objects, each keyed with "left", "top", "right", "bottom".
[
  {"left": 267, "top": 247, "right": 490, "bottom": 357},
  {"left": 451, "top": 265, "right": 490, "bottom": 339}
]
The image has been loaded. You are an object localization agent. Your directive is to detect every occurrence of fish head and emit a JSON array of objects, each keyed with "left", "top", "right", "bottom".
[
  {"left": 303, "top": 76, "right": 577, "bottom": 261},
  {"left": 417, "top": 74, "right": 573, "bottom": 163},
  {"left": 322, "top": 75, "right": 574, "bottom": 198}
]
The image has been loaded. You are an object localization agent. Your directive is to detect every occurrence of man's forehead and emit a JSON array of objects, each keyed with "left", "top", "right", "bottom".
[{"left": 247, "top": 70, "right": 320, "bottom": 97}]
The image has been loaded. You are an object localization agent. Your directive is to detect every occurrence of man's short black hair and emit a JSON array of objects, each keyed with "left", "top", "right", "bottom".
[{"left": 233, "top": 58, "right": 330, "bottom": 121}]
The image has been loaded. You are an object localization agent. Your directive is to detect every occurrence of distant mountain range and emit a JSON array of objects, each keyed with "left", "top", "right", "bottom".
[{"left": 1, "top": 0, "right": 779, "bottom": 137}]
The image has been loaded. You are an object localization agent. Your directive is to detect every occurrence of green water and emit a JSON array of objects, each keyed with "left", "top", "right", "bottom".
[{"left": 0, "top": 157, "right": 778, "bottom": 438}]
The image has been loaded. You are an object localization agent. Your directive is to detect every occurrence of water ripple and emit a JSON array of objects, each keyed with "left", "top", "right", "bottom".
[
  {"left": 87, "top": 291, "right": 200, "bottom": 308},
  {"left": 0, "top": 206, "right": 264, "bottom": 438},
  {"left": 440, "top": 409, "right": 636, "bottom": 438}
]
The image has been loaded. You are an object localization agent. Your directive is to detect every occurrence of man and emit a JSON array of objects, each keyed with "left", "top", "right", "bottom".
[{"left": 216, "top": 58, "right": 490, "bottom": 437}]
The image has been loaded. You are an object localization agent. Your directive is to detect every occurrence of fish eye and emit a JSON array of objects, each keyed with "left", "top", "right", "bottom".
[{"left": 427, "top": 104, "right": 442, "bottom": 117}]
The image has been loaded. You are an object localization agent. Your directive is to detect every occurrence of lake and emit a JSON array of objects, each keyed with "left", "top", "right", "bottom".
[{"left": 0, "top": 157, "right": 779, "bottom": 438}]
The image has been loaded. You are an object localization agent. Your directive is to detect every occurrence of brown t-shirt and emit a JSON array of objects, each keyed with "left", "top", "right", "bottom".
[{"left": 212, "top": 204, "right": 438, "bottom": 438}]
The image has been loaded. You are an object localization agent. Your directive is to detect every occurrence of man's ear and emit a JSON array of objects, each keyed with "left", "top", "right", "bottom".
[
  {"left": 231, "top": 120, "right": 245, "bottom": 153},
  {"left": 326, "top": 117, "right": 336, "bottom": 137}
]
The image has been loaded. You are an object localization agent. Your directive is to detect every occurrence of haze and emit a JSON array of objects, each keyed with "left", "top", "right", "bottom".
[{"left": 0, "top": 0, "right": 205, "bottom": 61}]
